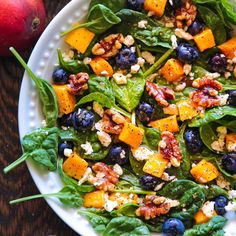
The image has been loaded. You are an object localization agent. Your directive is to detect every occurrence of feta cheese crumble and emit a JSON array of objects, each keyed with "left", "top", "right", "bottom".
[
  {"left": 202, "top": 201, "right": 215, "bottom": 218},
  {"left": 131, "top": 146, "right": 154, "bottom": 161},
  {"left": 63, "top": 148, "right": 73, "bottom": 157},
  {"left": 123, "top": 35, "right": 135, "bottom": 47},
  {"left": 113, "top": 72, "right": 127, "bottom": 84},
  {"left": 81, "top": 141, "right": 93, "bottom": 155},
  {"left": 138, "top": 20, "right": 148, "bottom": 29}
]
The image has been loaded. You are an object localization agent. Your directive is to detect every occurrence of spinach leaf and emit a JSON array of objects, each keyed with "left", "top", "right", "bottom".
[
  {"left": 143, "top": 128, "right": 161, "bottom": 150},
  {"left": 111, "top": 75, "right": 145, "bottom": 112},
  {"left": 78, "top": 208, "right": 110, "bottom": 234},
  {"left": 221, "top": 0, "right": 236, "bottom": 24},
  {"left": 212, "top": 230, "right": 225, "bottom": 236},
  {"left": 103, "top": 216, "right": 151, "bottom": 236},
  {"left": 57, "top": 159, "right": 94, "bottom": 193},
  {"left": 62, "top": 4, "right": 121, "bottom": 36},
  {"left": 4, "top": 128, "right": 59, "bottom": 173},
  {"left": 57, "top": 49, "right": 90, "bottom": 74},
  {"left": 160, "top": 180, "right": 205, "bottom": 221},
  {"left": 10, "top": 185, "right": 83, "bottom": 208},
  {"left": 129, "top": 153, "right": 145, "bottom": 177},
  {"left": 183, "top": 216, "right": 227, "bottom": 236},
  {"left": 216, "top": 116, "right": 236, "bottom": 132},
  {"left": 204, "top": 185, "right": 228, "bottom": 200},
  {"left": 192, "top": 65, "right": 208, "bottom": 78},
  {"left": 110, "top": 203, "right": 139, "bottom": 217},
  {"left": 120, "top": 168, "right": 141, "bottom": 187},
  {"left": 89, "top": 0, "right": 127, "bottom": 13},
  {"left": 10, "top": 47, "right": 58, "bottom": 127},
  {"left": 189, "top": 106, "right": 236, "bottom": 127}
]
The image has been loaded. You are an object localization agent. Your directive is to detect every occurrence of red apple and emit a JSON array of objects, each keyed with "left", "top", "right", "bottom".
[{"left": 0, "top": 0, "right": 46, "bottom": 56}]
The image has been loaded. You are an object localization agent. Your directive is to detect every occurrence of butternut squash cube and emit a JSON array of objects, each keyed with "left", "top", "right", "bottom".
[
  {"left": 194, "top": 209, "right": 217, "bottom": 224},
  {"left": 149, "top": 115, "right": 179, "bottom": 133},
  {"left": 143, "top": 153, "right": 169, "bottom": 178},
  {"left": 109, "top": 193, "right": 138, "bottom": 208},
  {"left": 62, "top": 153, "right": 88, "bottom": 180},
  {"left": 119, "top": 122, "right": 144, "bottom": 149},
  {"left": 53, "top": 85, "right": 76, "bottom": 115},
  {"left": 65, "top": 27, "right": 95, "bottom": 54},
  {"left": 144, "top": 0, "right": 168, "bottom": 17},
  {"left": 159, "top": 59, "right": 184, "bottom": 82},
  {"left": 90, "top": 57, "right": 114, "bottom": 77},
  {"left": 84, "top": 190, "right": 105, "bottom": 208},
  {"left": 193, "top": 28, "right": 216, "bottom": 52},
  {"left": 226, "top": 133, "right": 236, "bottom": 152},
  {"left": 177, "top": 100, "right": 198, "bottom": 121},
  {"left": 190, "top": 159, "right": 219, "bottom": 184},
  {"left": 218, "top": 36, "right": 236, "bottom": 59}
]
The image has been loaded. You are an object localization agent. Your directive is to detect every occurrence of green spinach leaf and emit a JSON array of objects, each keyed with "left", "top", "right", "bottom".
[
  {"left": 120, "top": 168, "right": 141, "bottom": 187},
  {"left": 129, "top": 153, "right": 145, "bottom": 178},
  {"left": 221, "top": 0, "right": 236, "bottom": 24},
  {"left": 143, "top": 128, "right": 161, "bottom": 150},
  {"left": 110, "top": 203, "right": 139, "bottom": 217},
  {"left": 204, "top": 185, "right": 228, "bottom": 200},
  {"left": 89, "top": 0, "right": 127, "bottom": 13}
]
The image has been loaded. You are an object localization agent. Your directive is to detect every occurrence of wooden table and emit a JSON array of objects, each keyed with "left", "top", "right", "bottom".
[{"left": 0, "top": 1, "right": 79, "bottom": 235}]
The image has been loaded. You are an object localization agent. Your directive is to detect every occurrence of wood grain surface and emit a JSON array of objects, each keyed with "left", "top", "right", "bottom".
[{"left": 0, "top": 1, "right": 79, "bottom": 235}]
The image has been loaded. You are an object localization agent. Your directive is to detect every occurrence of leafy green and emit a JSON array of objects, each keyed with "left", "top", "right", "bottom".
[
  {"left": 111, "top": 203, "right": 139, "bottom": 217},
  {"left": 10, "top": 47, "right": 58, "bottom": 127},
  {"left": 61, "top": 4, "right": 121, "bottom": 36},
  {"left": 89, "top": 0, "right": 127, "bottom": 13},
  {"left": 103, "top": 216, "right": 151, "bottom": 236},
  {"left": 221, "top": 0, "right": 236, "bottom": 24},
  {"left": 120, "top": 168, "right": 140, "bottom": 187},
  {"left": 184, "top": 216, "right": 227, "bottom": 236},
  {"left": 111, "top": 76, "right": 145, "bottom": 112},
  {"left": 10, "top": 185, "right": 83, "bottom": 208},
  {"left": 4, "top": 128, "right": 59, "bottom": 173},
  {"left": 78, "top": 208, "right": 110, "bottom": 234},
  {"left": 216, "top": 116, "right": 236, "bottom": 132},
  {"left": 143, "top": 128, "right": 161, "bottom": 150},
  {"left": 204, "top": 185, "right": 228, "bottom": 200},
  {"left": 189, "top": 106, "right": 236, "bottom": 127},
  {"left": 57, "top": 49, "right": 90, "bottom": 73},
  {"left": 129, "top": 153, "right": 145, "bottom": 177}
]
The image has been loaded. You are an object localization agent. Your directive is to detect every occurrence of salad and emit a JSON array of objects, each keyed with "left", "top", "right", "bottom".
[{"left": 4, "top": 0, "right": 236, "bottom": 235}]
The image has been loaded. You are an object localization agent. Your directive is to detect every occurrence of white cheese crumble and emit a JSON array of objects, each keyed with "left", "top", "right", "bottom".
[
  {"left": 154, "top": 182, "right": 165, "bottom": 191},
  {"left": 81, "top": 141, "right": 93, "bottom": 155},
  {"left": 123, "top": 35, "right": 135, "bottom": 47},
  {"left": 93, "top": 102, "right": 104, "bottom": 117},
  {"left": 225, "top": 201, "right": 236, "bottom": 211},
  {"left": 113, "top": 72, "right": 127, "bottom": 84},
  {"left": 219, "top": 94, "right": 229, "bottom": 106},
  {"left": 113, "top": 164, "right": 123, "bottom": 175},
  {"left": 175, "top": 28, "right": 193, "bottom": 41},
  {"left": 171, "top": 35, "right": 178, "bottom": 49},
  {"left": 175, "top": 82, "right": 186, "bottom": 92},
  {"left": 202, "top": 201, "right": 215, "bottom": 218},
  {"left": 228, "top": 190, "right": 236, "bottom": 199},
  {"left": 78, "top": 167, "right": 92, "bottom": 185},
  {"left": 97, "top": 130, "right": 112, "bottom": 147},
  {"left": 83, "top": 57, "right": 92, "bottom": 64},
  {"left": 63, "top": 148, "right": 73, "bottom": 157},
  {"left": 131, "top": 64, "right": 141, "bottom": 74},
  {"left": 104, "top": 194, "right": 118, "bottom": 212},
  {"left": 100, "top": 70, "right": 109, "bottom": 76},
  {"left": 183, "top": 64, "right": 192, "bottom": 75},
  {"left": 161, "top": 172, "right": 176, "bottom": 181},
  {"left": 137, "top": 57, "right": 145, "bottom": 67},
  {"left": 131, "top": 146, "right": 154, "bottom": 161},
  {"left": 95, "top": 120, "right": 103, "bottom": 132},
  {"left": 141, "top": 51, "right": 155, "bottom": 65},
  {"left": 138, "top": 20, "right": 148, "bottom": 29},
  {"left": 211, "top": 126, "right": 227, "bottom": 152}
]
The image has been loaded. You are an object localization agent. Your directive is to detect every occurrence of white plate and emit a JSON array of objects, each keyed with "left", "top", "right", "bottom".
[{"left": 18, "top": 0, "right": 236, "bottom": 235}]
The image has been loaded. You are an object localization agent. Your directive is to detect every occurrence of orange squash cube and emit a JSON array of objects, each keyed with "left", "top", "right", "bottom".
[
  {"left": 109, "top": 193, "right": 138, "bottom": 208},
  {"left": 194, "top": 209, "right": 217, "bottom": 224},
  {"left": 53, "top": 85, "right": 76, "bottom": 115},
  {"left": 84, "top": 190, "right": 106, "bottom": 208},
  {"left": 218, "top": 36, "right": 236, "bottom": 59},
  {"left": 193, "top": 28, "right": 216, "bottom": 52},
  {"left": 144, "top": 0, "right": 168, "bottom": 17},
  {"left": 65, "top": 27, "right": 95, "bottom": 54},
  {"left": 119, "top": 122, "right": 144, "bottom": 149},
  {"left": 226, "top": 133, "right": 236, "bottom": 152},
  {"left": 177, "top": 100, "right": 198, "bottom": 121},
  {"left": 190, "top": 159, "right": 219, "bottom": 183},
  {"left": 62, "top": 153, "right": 88, "bottom": 180},
  {"left": 143, "top": 153, "right": 169, "bottom": 178},
  {"left": 90, "top": 57, "right": 114, "bottom": 77},
  {"left": 159, "top": 59, "right": 184, "bottom": 82},
  {"left": 149, "top": 115, "right": 179, "bottom": 133}
]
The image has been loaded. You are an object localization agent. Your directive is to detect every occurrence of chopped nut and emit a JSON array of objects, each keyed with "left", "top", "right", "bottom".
[
  {"left": 92, "top": 34, "right": 124, "bottom": 58},
  {"left": 83, "top": 57, "right": 92, "bottom": 64},
  {"left": 216, "top": 175, "right": 230, "bottom": 190},
  {"left": 146, "top": 81, "right": 175, "bottom": 107},
  {"left": 67, "top": 73, "right": 89, "bottom": 95},
  {"left": 113, "top": 164, "right": 123, "bottom": 175},
  {"left": 97, "top": 130, "right": 112, "bottom": 147},
  {"left": 175, "top": 28, "right": 193, "bottom": 40},
  {"left": 141, "top": 51, "right": 155, "bottom": 65},
  {"left": 175, "top": 82, "right": 186, "bottom": 92},
  {"left": 183, "top": 64, "right": 192, "bottom": 75},
  {"left": 93, "top": 102, "right": 104, "bottom": 117}
]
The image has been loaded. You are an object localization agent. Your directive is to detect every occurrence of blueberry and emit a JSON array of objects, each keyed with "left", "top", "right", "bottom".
[
  {"left": 116, "top": 48, "right": 137, "bottom": 69},
  {"left": 226, "top": 90, "right": 236, "bottom": 106},
  {"left": 188, "top": 20, "right": 204, "bottom": 35},
  {"left": 184, "top": 128, "right": 203, "bottom": 154},
  {"left": 208, "top": 53, "right": 227, "bottom": 73},
  {"left": 214, "top": 196, "right": 228, "bottom": 215},
  {"left": 176, "top": 43, "right": 199, "bottom": 64},
  {"left": 162, "top": 218, "right": 185, "bottom": 236},
  {"left": 222, "top": 152, "right": 236, "bottom": 174},
  {"left": 170, "top": 0, "right": 182, "bottom": 9},
  {"left": 127, "top": 0, "right": 144, "bottom": 11},
  {"left": 139, "top": 175, "right": 162, "bottom": 190},
  {"left": 72, "top": 109, "right": 95, "bottom": 131},
  {"left": 52, "top": 68, "right": 69, "bottom": 84},
  {"left": 58, "top": 141, "right": 74, "bottom": 157},
  {"left": 58, "top": 113, "right": 74, "bottom": 126},
  {"left": 136, "top": 102, "right": 155, "bottom": 123},
  {"left": 108, "top": 143, "right": 129, "bottom": 165}
]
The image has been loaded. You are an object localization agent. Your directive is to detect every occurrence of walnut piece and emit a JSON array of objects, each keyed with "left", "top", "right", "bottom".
[
  {"left": 88, "top": 162, "right": 120, "bottom": 191},
  {"left": 146, "top": 81, "right": 175, "bottom": 107},
  {"left": 136, "top": 195, "right": 178, "bottom": 220},
  {"left": 67, "top": 73, "right": 89, "bottom": 95},
  {"left": 190, "top": 77, "right": 223, "bottom": 108},
  {"left": 175, "top": 0, "right": 197, "bottom": 29},
  {"left": 92, "top": 34, "right": 124, "bottom": 58},
  {"left": 159, "top": 131, "right": 182, "bottom": 167}
]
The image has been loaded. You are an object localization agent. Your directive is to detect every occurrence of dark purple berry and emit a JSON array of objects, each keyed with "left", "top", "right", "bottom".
[
  {"left": 108, "top": 143, "right": 129, "bottom": 165},
  {"left": 222, "top": 152, "right": 236, "bottom": 174},
  {"left": 127, "top": 0, "right": 144, "bottom": 11},
  {"left": 139, "top": 175, "right": 162, "bottom": 190},
  {"left": 208, "top": 53, "right": 227, "bottom": 73},
  {"left": 58, "top": 113, "right": 74, "bottom": 126},
  {"left": 176, "top": 43, "right": 199, "bottom": 64},
  {"left": 136, "top": 102, "right": 155, "bottom": 123},
  {"left": 214, "top": 196, "right": 228, "bottom": 215},
  {"left": 188, "top": 20, "right": 204, "bottom": 35},
  {"left": 162, "top": 218, "right": 185, "bottom": 236},
  {"left": 115, "top": 48, "right": 137, "bottom": 69},
  {"left": 58, "top": 141, "right": 74, "bottom": 157},
  {"left": 52, "top": 68, "right": 69, "bottom": 84},
  {"left": 184, "top": 128, "right": 203, "bottom": 154},
  {"left": 226, "top": 90, "right": 236, "bottom": 106}
]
